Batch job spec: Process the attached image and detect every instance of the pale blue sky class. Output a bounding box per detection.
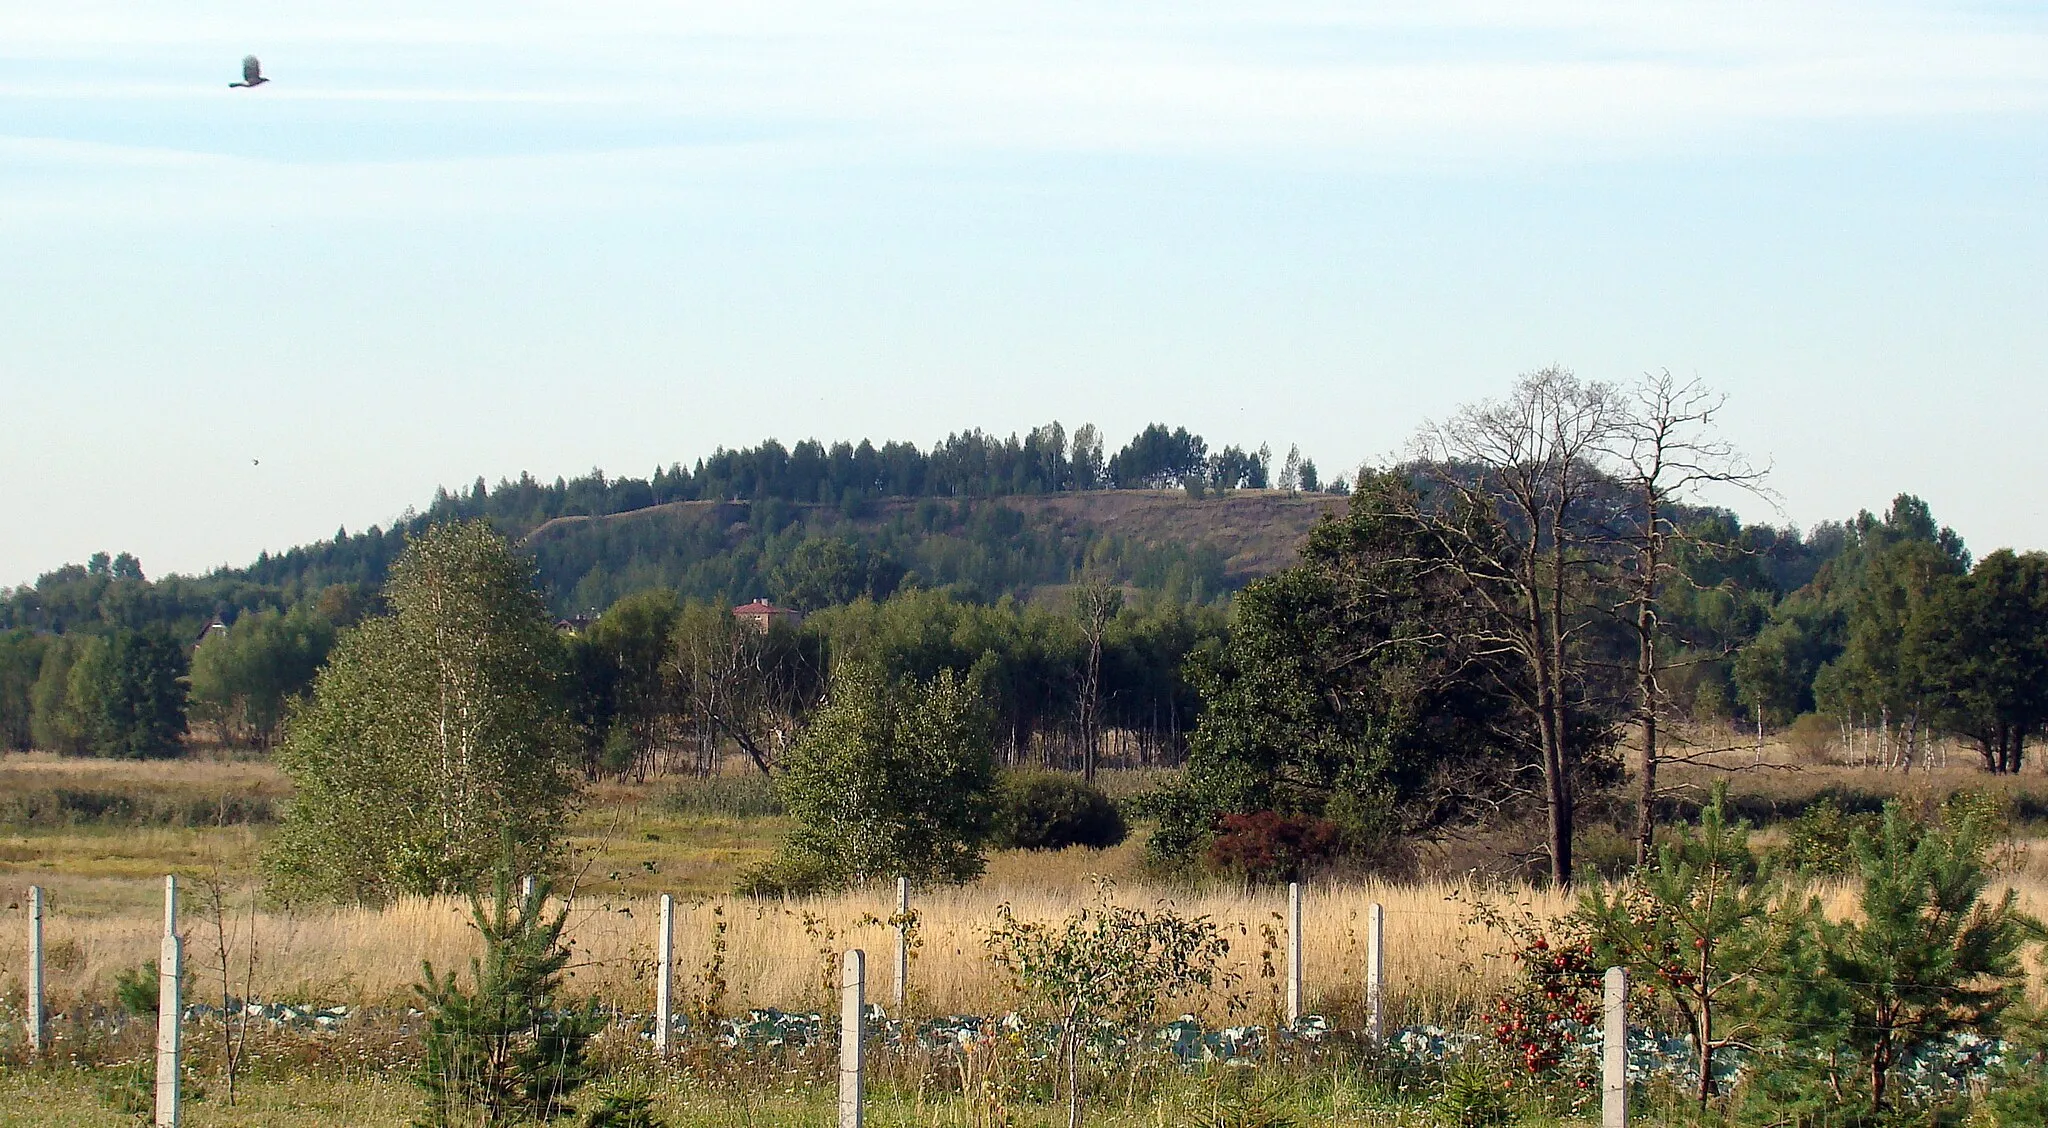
[4,1,2046,587]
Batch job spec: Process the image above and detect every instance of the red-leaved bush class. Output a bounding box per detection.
[1204,810,1342,883]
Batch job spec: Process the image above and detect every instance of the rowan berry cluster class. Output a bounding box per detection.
[1481,934,1603,1075]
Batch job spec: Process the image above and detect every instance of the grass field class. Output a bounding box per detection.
[6,741,2048,1125]
[9,743,2048,1020]
[0,1063,1594,1127]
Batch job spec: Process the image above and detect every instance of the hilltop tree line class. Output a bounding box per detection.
[0,422,1334,634]
[434,421,1320,528]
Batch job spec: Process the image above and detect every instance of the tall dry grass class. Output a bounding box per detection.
[4,875,1564,1028]
[16,871,2048,1028]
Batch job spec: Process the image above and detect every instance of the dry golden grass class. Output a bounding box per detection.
[13,745,2048,1035]
[0,752,290,796]
[3,876,1561,1029]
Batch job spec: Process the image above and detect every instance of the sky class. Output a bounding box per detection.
[4,1,2046,588]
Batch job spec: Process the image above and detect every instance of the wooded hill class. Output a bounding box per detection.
[1,488,1346,640]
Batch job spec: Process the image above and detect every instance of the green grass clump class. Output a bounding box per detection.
[660,774,784,819]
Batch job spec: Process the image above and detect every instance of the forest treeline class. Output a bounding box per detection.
[3,384,2045,828]
[0,421,1333,635]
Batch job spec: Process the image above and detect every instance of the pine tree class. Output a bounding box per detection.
[1576,784,1798,1109]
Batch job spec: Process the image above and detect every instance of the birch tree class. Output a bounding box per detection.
[269,521,576,903]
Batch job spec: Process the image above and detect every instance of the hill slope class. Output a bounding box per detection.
[1,488,1351,639]
[519,489,1349,613]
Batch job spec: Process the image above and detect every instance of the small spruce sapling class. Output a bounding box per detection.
[412,869,605,1127]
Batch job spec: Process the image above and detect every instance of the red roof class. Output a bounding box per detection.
[732,598,797,616]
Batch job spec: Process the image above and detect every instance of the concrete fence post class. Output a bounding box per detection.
[654,893,674,1057]
[893,877,909,1010]
[26,885,44,1055]
[1286,881,1303,1027]
[1603,966,1628,1128]
[839,949,865,1128]
[1365,901,1385,1042]
[156,875,181,1127]
[520,875,536,902]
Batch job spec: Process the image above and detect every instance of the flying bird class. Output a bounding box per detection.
[228,56,269,88]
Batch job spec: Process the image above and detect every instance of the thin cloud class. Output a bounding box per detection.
[6,1,2045,146]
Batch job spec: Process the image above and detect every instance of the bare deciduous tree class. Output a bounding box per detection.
[1606,371,1771,865]
[669,606,822,776]
[1401,366,1625,885]
[1072,579,1123,784]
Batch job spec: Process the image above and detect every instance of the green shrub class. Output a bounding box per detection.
[994,774,1127,851]
[114,959,159,1017]
[582,1083,668,1128]
[1436,1062,1515,1127]
[1777,796,1877,875]
[733,850,842,898]
[1198,1089,1299,1128]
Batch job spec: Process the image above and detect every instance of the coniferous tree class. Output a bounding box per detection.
[1575,785,1798,1110]
[1762,799,2043,1115]
[413,869,604,1127]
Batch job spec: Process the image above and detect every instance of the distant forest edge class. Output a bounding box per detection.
[0,404,2011,781]
[3,422,1344,632]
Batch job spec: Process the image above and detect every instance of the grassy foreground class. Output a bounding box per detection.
[11,747,2048,1123]
[0,1062,1597,1128]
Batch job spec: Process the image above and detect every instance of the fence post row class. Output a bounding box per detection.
[156,875,181,1128]
[893,877,909,1010]
[1285,881,1303,1027]
[654,893,674,1057]
[1603,966,1628,1128]
[839,949,865,1128]
[26,885,44,1056]
[1365,901,1384,1042]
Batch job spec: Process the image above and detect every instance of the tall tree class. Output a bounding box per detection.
[1071,578,1123,784]
[268,521,577,903]
[1150,472,1543,869]
[566,588,682,778]
[1912,550,2048,773]
[188,606,337,751]
[1398,367,1627,884]
[668,602,823,776]
[1813,538,1965,768]
[1607,372,1770,865]
[0,630,46,751]
[1069,425,1105,490]
[65,630,189,758]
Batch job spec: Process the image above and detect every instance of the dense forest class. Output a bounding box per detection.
[3,395,2043,811]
